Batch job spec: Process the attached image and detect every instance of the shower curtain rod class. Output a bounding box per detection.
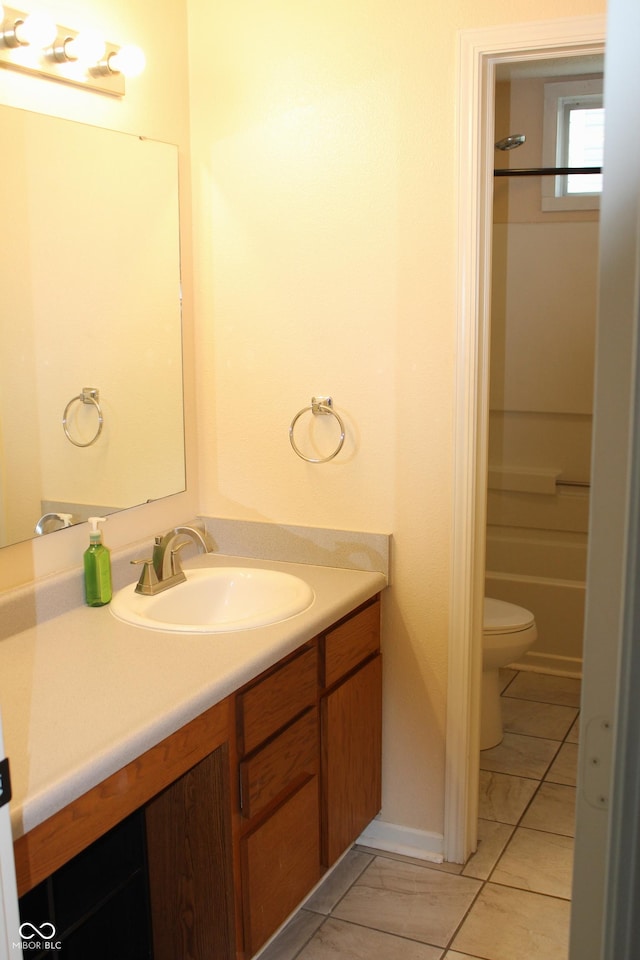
[494,166,602,177]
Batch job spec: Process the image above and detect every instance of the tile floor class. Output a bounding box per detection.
[259,669,581,960]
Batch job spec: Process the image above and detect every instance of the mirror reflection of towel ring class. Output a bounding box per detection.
[62,387,104,447]
[289,396,345,463]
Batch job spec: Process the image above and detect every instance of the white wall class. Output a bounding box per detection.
[187,0,605,846]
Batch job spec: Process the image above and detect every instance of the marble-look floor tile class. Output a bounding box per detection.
[462,819,514,880]
[505,672,581,708]
[566,717,580,743]
[478,770,539,824]
[355,845,463,875]
[491,827,574,899]
[297,918,445,960]
[480,732,560,779]
[305,849,373,915]
[332,856,481,946]
[546,742,579,786]
[259,908,325,960]
[499,667,517,692]
[521,782,576,837]
[444,954,485,960]
[502,697,578,741]
[451,883,570,960]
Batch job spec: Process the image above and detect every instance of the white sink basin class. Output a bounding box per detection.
[110,566,315,633]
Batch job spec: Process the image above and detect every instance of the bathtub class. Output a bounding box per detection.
[485,481,588,678]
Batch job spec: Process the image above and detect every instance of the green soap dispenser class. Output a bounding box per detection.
[84,516,112,607]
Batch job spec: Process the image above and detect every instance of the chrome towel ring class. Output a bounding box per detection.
[62,387,104,447]
[289,396,345,463]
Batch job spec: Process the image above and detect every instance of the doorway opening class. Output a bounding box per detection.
[486,52,603,685]
[445,16,606,866]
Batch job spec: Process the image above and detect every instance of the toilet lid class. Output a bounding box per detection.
[484,597,535,635]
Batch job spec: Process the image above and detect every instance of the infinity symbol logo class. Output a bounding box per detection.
[19,921,57,940]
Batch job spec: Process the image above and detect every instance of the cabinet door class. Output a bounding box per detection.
[321,654,382,866]
[240,777,320,956]
[146,746,235,960]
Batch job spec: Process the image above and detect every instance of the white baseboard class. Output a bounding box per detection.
[357,818,444,864]
[509,650,583,679]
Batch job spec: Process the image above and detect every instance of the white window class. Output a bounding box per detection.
[542,79,604,211]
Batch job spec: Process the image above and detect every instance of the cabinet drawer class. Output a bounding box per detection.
[322,599,380,690]
[241,777,320,956]
[237,645,317,755]
[240,707,318,820]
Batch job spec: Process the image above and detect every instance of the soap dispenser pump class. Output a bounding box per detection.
[84,516,112,607]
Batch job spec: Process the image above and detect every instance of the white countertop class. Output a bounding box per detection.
[0,554,386,840]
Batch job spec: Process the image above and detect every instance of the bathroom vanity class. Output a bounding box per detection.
[1,554,385,959]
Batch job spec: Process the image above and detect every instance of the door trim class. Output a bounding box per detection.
[0,709,21,959]
[446,14,606,864]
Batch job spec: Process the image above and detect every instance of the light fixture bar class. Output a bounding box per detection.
[0,7,133,96]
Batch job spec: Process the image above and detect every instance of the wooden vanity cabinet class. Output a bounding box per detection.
[231,596,382,958]
[234,644,321,958]
[13,594,382,960]
[319,598,382,867]
[14,699,236,960]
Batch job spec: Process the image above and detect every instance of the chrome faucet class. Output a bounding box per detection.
[133,524,213,595]
[34,512,74,535]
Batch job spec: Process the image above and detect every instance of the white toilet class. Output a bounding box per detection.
[481,597,537,751]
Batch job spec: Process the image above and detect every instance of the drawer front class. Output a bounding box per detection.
[241,777,320,956]
[240,707,318,820]
[237,645,317,755]
[322,599,380,690]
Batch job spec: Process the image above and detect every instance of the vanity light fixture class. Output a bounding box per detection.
[93,43,146,80]
[0,5,145,96]
[3,8,56,48]
[54,28,106,67]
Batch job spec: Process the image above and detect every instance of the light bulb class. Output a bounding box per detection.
[108,44,145,78]
[65,29,105,64]
[14,11,57,48]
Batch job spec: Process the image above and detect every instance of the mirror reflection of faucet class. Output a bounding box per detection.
[34,512,74,535]
[132,524,214,596]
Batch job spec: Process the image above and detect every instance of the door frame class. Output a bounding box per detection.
[0,708,21,959]
[445,14,606,864]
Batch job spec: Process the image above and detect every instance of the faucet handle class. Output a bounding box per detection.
[131,557,160,596]
[170,538,197,576]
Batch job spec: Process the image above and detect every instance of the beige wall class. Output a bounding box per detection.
[0,0,198,586]
[0,0,606,850]
[187,0,605,842]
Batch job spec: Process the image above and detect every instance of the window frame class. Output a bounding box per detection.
[542,78,604,211]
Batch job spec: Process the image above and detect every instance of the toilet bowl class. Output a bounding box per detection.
[481,597,537,751]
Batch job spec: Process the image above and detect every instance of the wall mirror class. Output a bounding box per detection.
[0,105,185,549]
